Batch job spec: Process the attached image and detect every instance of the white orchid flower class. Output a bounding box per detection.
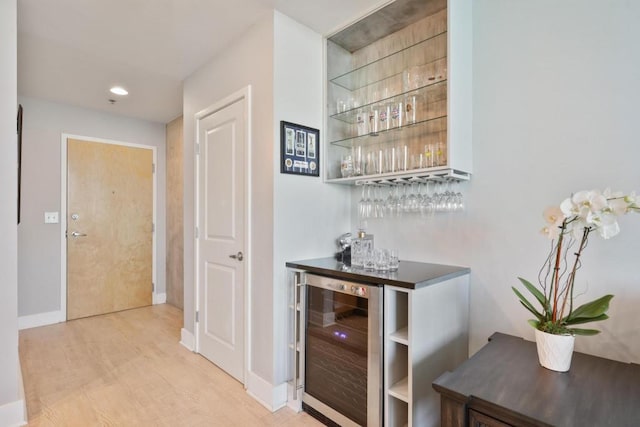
[561,191,592,220]
[609,197,628,216]
[541,225,561,240]
[586,210,601,226]
[572,190,607,213]
[597,214,621,239]
[589,190,608,212]
[560,197,577,217]
[543,206,565,226]
[547,189,636,240]
[572,191,588,201]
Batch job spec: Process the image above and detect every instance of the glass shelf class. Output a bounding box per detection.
[328,115,447,149]
[330,31,447,91]
[329,80,447,125]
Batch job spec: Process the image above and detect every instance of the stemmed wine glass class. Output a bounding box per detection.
[420,181,434,216]
[374,185,385,219]
[358,184,369,219]
[455,185,465,211]
[385,185,397,218]
[444,180,455,212]
[397,183,407,217]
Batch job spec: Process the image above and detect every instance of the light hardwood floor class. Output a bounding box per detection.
[19,304,321,426]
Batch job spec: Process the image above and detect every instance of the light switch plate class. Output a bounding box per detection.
[44,212,59,224]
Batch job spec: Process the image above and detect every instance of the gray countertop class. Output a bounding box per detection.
[285,257,470,290]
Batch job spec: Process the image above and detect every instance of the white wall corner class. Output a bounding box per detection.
[18,310,64,330]
[0,363,27,427]
[180,328,195,351]
[152,293,167,305]
[246,371,288,412]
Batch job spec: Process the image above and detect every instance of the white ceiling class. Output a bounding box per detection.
[17,0,387,124]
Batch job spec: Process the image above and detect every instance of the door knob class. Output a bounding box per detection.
[70,231,87,237]
[229,251,244,261]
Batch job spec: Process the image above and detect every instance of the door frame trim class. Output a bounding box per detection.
[60,134,158,320]
[194,85,252,386]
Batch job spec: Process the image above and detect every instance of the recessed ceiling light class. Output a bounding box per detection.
[110,86,128,96]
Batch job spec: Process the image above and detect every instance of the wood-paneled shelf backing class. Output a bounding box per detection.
[329,31,447,92]
[325,0,472,183]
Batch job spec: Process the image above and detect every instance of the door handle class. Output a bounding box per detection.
[70,231,87,237]
[229,251,244,261]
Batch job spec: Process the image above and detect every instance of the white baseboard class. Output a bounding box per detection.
[246,371,287,412]
[18,360,27,426]
[286,383,302,412]
[18,310,64,330]
[0,363,27,426]
[0,399,26,427]
[180,328,195,351]
[152,292,167,305]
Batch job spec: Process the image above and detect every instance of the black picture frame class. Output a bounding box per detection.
[17,104,23,224]
[280,121,319,177]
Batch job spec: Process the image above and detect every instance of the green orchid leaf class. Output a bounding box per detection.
[564,313,609,326]
[527,319,540,329]
[568,328,601,336]
[517,277,548,311]
[519,301,543,321]
[512,286,543,320]
[567,295,614,321]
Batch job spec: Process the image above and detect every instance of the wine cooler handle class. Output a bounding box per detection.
[293,271,300,400]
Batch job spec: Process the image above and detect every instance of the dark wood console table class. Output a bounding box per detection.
[433,333,640,426]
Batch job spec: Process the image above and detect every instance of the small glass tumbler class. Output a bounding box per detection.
[369,108,380,135]
[389,249,399,271]
[340,154,354,178]
[390,101,403,128]
[405,95,417,124]
[379,104,391,132]
[336,99,348,114]
[364,249,376,270]
[374,248,390,272]
[353,145,363,176]
[356,110,368,136]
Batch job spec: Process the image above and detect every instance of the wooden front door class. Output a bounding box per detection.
[67,138,153,320]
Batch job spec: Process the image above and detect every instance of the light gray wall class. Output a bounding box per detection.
[183,11,350,393]
[358,0,640,362]
[272,11,351,384]
[0,0,20,412]
[17,96,166,318]
[183,12,276,382]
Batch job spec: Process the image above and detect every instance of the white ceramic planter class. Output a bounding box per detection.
[534,329,575,372]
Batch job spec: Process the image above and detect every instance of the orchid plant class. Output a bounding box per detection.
[513,189,639,336]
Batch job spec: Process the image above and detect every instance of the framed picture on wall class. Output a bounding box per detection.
[280,121,319,177]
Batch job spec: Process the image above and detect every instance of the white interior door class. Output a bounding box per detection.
[197,97,246,383]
